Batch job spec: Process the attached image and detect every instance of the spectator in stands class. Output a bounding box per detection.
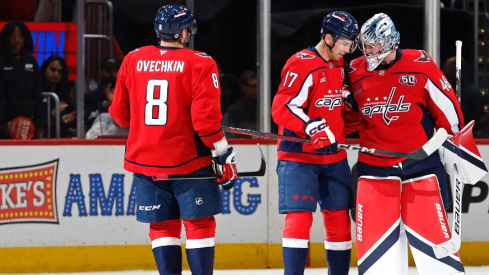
[222,70,258,137]
[86,76,128,139]
[0,21,46,139]
[84,57,121,128]
[40,55,77,138]
[215,63,241,114]
[442,56,488,136]
[34,0,76,22]
[34,0,62,22]
[220,72,241,115]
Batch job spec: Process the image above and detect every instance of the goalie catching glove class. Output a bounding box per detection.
[212,147,238,190]
[438,121,488,185]
[305,117,338,154]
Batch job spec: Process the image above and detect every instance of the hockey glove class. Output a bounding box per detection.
[438,122,488,185]
[212,147,238,190]
[304,117,338,154]
[341,86,358,112]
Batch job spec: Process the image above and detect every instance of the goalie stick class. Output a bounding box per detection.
[223,126,448,160]
[432,40,464,259]
[152,144,266,181]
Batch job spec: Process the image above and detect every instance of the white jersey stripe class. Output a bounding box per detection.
[287,73,313,122]
[425,79,460,134]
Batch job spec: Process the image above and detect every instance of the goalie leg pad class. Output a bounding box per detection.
[282,212,312,275]
[323,210,352,275]
[149,219,183,275]
[356,176,406,275]
[183,216,216,275]
[401,175,464,274]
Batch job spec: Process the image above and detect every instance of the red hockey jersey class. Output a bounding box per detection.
[272,47,347,164]
[348,49,464,167]
[109,45,224,176]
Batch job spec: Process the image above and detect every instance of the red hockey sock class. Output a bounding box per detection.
[183,216,216,240]
[149,219,182,241]
[322,210,351,242]
[283,212,313,240]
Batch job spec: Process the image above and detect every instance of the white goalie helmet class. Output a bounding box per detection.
[356,13,400,71]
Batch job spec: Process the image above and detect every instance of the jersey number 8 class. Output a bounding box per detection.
[145,79,168,126]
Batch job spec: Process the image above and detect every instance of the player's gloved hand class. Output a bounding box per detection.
[341,85,358,112]
[438,134,473,184]
[212,147,238,190]
[304,117,338,154]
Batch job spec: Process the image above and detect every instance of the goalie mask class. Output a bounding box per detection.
[357,13,400,71]
[154,4,197,42]
[321,11,359,52]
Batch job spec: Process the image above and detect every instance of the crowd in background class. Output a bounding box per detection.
[0,0,488,139]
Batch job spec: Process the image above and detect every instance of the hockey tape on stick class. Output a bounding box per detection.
[455,40,462,104]
[223,126,448,160]
[152,144,266,181]
[432,169,463,259]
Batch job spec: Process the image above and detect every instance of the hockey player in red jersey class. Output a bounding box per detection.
[271,11,359,275]
[347,13,465,274]
[109,5,237,275]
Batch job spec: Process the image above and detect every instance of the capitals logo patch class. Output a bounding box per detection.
[194,52,211,58]
[414,50,431,63]
[297,52,315,59]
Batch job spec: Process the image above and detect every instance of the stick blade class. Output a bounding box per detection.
[433,238,461,259]
[152,144,266,181]
[423,128,448,155]
[236,144,266,177]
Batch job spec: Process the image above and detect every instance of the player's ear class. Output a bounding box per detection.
[323,33,333,45]
[181,29,190,43]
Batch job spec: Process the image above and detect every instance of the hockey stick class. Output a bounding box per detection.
[152,144,266,181]
[433,40,464,259]
[223,126,448,160]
